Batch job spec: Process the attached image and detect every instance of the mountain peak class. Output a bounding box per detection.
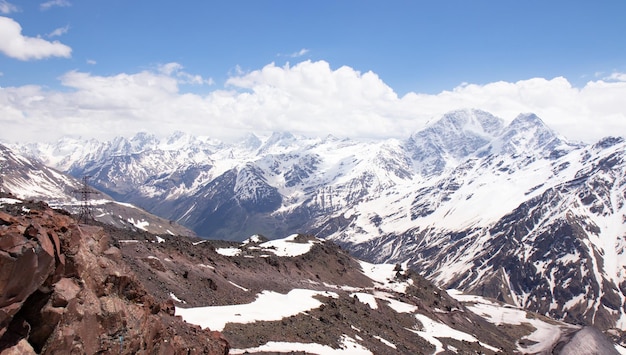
[593,136,625,150]
[490,112,569,157]
[508,112,547,130]
[257,131,298,154]
[266,131,295,143]
[165,131,196,147]
[438,109,505,137]
[130,132,159,152]
[406,109,505,175]
[238,133,262,150]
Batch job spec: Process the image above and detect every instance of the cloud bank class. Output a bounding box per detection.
[0,16,71,60]
[1,60,625,143]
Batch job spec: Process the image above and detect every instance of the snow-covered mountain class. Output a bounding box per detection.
[10,109,626,332]
[0,143,194,236]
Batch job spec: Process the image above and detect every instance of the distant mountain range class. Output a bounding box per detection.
[0,143,194,237]
[5,108,626,333]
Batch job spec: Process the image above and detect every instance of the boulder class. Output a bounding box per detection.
[0,202,229,354]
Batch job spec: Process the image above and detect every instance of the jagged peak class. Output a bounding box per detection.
[592,136,625,150]
[130,131,159,152]
[500,113,559,143]
[256,131,300,155]
[322,133,340,143]
[508,112,549,130]
[265,131,296,144]
[237,133,262,150]
[435,109,505,136]
[406,109,505,174]
[482,112,575,159]
[108,136,132,154]
[165,130,196,146]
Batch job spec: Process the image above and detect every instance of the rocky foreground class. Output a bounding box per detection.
[0,194,228,354]
[1,193,623,354]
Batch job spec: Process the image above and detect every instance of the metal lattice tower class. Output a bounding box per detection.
[0,162,4,194]
[73,175,100,224]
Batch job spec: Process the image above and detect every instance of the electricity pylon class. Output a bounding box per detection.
[73,175,100,224]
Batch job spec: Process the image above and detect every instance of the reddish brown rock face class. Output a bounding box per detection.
[0,198,229,355]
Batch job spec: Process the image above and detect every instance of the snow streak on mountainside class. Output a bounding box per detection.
[10,109,626,332]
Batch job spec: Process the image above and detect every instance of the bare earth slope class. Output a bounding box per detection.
[0,193,228,354]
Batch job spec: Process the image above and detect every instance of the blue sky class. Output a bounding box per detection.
[1,0,626,142]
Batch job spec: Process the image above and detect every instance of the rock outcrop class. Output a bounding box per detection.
[0,195,228,354]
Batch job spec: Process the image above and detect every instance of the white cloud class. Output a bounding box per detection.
[0,60,625,143]
[47,24,69,37]
[289,48,309,58]
[86,59,96,65]
[157,62,214,85]
[0,16,71,60]
[604,72,626,82]
[0,0,18,14]
[40,0,70,10]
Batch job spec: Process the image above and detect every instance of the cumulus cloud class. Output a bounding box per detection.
[40,0,70,10]
[0,60,625,143]
[0,0,18,14]
[0,16,71,60]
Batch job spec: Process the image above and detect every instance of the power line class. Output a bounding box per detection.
[73,175,100,224]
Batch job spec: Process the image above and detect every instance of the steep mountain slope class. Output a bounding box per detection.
[0,143,194,236]
[406,109,505,176]
[10,109,626,334]
[328,136,626,331]
[0,196,228,354]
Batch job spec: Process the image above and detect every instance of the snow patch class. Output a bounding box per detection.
[169,292,185,304]
[359,261,412,293]
[216,247,241,257]
[228,281,249,292]
[230,335,372,355]
[176,289,338,331]
[258,234,319,257]
[351,293,378,309]
[411,314,499,353]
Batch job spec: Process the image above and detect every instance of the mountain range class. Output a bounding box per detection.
[4,108,626,335]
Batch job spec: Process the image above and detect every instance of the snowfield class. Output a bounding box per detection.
[175,289,338,332]
[229,335,373,355]
[215,234,321,257]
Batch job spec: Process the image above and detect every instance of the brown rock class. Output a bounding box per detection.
[1,203,230,355]
[103,246,121,260]
[0,212,17,226]
[23,225,38,240]
[51,278,81,308]
[0,246,55,321]
[0,234,26,253]
[0,338,36,355]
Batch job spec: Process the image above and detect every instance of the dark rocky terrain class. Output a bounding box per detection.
[0,193,228,354]
[2,193,622,354]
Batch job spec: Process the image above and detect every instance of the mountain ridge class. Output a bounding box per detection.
[5,108,626,334]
